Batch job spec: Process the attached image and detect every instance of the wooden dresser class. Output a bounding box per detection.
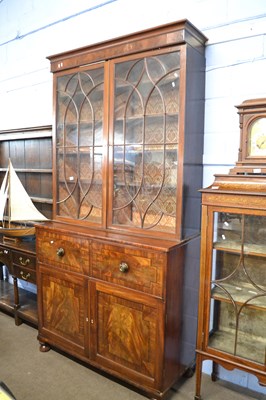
[0,125,52,326]
[0,238,37,326]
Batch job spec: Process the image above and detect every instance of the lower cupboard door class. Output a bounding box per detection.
[88,280,164,389]
[38,268,87,356]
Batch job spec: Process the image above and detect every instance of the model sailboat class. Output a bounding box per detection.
[0,159,47,238]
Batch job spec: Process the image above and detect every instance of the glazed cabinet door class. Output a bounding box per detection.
[38,264,87,357]
[55,63,106,225]
[205,210,266,372]
[89,280,164,390]
[109,48,180,238]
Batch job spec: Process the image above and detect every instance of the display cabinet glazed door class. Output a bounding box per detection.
[89,280,164,389]
[55,63,106,225]
[38,266,87,356]
[206,210,266,368]
[109,49,180,238]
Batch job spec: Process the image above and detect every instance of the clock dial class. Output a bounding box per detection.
[248,117,266,156]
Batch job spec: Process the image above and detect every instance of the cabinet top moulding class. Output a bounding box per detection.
[47,19,208,73]
[200,173,266,210]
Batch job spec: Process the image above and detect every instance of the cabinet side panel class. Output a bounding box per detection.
[182,44,205,239]
[180,236,201,367]
[163,244,186,387]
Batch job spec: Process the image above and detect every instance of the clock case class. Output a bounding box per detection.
[232,98,266,174]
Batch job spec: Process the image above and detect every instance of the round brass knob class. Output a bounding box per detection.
[56,247,65,257]
[119,262,129,273]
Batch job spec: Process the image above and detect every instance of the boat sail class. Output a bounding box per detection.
[0,159,47,238]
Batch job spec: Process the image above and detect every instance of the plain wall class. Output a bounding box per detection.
[1,0,266,395]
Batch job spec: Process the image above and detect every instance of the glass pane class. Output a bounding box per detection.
[112,51,180,233]
[56,67,104,223]
[208,212,266,365]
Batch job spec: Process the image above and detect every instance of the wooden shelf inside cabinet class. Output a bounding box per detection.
[214,241,266,256]
[56,147,93,154]
[212,284,266,310]
[114,113,179,123]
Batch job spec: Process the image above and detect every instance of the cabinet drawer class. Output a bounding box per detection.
[13,264,36,284]
[12,251,36,271]
[91,242,165,297]
[37,231,90,274]
[0,245,11,267]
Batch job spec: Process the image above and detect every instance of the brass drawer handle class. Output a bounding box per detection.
[119,262,129,273]
[20,271,31,280]
[57,247,65,257]
[19,257,30,266]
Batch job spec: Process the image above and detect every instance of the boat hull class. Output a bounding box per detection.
[0,226,35,238]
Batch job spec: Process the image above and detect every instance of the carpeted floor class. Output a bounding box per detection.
[0,312,264,400]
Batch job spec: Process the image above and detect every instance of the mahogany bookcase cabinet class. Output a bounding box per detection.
[36,20,207,399]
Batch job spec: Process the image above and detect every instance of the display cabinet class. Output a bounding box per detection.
[36,20,207,399]
[195,174,266,399]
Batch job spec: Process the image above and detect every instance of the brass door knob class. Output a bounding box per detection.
[119,262,129,273]
[56,247,65,257]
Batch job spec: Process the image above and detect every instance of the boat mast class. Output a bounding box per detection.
[8,158,11,228]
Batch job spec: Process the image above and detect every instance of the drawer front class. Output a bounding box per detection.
[91,242,165,297]
[12,251,36,271]
[13,264,36,284]
[0,245,12,267]
[37,231,89,274]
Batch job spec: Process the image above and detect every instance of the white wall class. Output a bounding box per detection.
[1,0,266,395]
